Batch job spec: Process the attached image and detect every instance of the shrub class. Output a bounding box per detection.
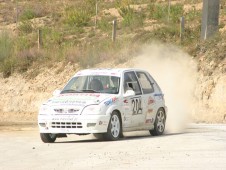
[64,7,91,27]
[98,17,112,32]
[0,32,14,77]
[65,47,81,63]
[1,58,15,78]
[119,6,145,28]
[132,26,179,44]
[186,8,201,22]
[170,4,184,23]
[15,37,28,51]
[148,3,168,21]
[20,8,36,21]
[41,27,63,48]
[16,48,42,72]
[183,25,201,45]
[148,3,183,23]
[0,32,13,62]
[18,21,33,34]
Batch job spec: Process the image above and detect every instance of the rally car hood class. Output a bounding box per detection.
[45,93,115,108]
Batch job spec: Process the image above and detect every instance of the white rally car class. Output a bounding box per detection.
[38,68,167,143]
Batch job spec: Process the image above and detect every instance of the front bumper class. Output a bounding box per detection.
[38,114,110,134]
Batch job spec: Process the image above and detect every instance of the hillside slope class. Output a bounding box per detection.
[0,0,226,123]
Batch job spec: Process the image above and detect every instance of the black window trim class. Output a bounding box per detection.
[123,71,142,95]
[135,71,155,94]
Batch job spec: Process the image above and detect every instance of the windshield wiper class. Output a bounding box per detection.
[80,89,100,93]
[60,89,82,94]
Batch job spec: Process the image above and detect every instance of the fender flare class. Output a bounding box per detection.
[106,105,122,116]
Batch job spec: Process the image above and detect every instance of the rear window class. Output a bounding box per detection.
[136,72,154,94]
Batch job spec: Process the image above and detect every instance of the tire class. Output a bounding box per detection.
[150,108,166,136]
[103,111,122,141]
[40,133,57,143]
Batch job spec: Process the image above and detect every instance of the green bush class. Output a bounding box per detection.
[20,8,36,21]
[44,28,62,47]
[119,6,145,28]
[1,58,15,78]
[18,21,33,34]
[119,6,134,26]
[0,32,13,62]
[16,48,42,72]
[148,3,168,21]
[186,8,201,22]
[64,7,91,27]
[148,3,183,23]
[170,4,184,23]
[98,17,112,32]
[0,32,14,77]
[132,25,179,43]
[183,25,201,45]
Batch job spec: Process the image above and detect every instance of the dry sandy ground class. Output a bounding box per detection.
[0,124,225,170]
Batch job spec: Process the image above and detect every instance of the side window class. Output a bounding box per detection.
[136,72,154,94]
[124,72,142,95]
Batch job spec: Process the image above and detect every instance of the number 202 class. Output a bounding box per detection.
[132,98,142,115]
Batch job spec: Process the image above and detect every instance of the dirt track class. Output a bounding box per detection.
[0,124,226,170]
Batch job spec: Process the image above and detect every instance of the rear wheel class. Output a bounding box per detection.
[103,111,122,141]
[150,108,166,136]
[40,133,57,143]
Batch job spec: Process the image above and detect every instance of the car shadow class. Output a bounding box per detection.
[55,139,102,143]
[54,131,190,144]
[121,131,190,141]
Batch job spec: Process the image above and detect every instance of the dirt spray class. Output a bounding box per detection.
[134,43,198,133]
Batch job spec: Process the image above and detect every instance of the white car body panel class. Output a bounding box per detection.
[38,68,167,135]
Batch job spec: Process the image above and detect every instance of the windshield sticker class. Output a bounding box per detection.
[75,70,120,77]
[60,93,101,98]
[104,97,118,106]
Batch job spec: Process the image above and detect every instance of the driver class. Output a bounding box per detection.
[89,79,103,91]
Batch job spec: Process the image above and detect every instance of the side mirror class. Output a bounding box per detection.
[53,89,61,96]
[124,90,135,97]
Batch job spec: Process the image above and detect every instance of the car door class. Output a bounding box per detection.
[135,71,156,126]
[122,71,145,128]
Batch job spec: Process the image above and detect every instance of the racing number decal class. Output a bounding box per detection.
[132,97,142,115]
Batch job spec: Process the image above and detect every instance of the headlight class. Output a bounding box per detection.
[82,105,103,115]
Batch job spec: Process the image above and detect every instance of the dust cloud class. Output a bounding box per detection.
[134,43,198,133]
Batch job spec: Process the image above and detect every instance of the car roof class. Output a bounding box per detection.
[73,68,147,77]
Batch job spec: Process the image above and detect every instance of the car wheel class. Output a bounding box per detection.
[103,111,122,141]
[40,133,57,143]
[150,108,166,136]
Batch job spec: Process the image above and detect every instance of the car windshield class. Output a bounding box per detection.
[61,75,120,94]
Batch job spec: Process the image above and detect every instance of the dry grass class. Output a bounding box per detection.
[0,0,225,78]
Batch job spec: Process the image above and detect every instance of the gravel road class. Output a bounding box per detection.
[0,124,225,170]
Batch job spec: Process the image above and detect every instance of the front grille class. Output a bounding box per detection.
[54,109,79,114]
[51,122,82,128]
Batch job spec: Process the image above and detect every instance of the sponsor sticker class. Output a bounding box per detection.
[145,118,154,124]
[148,97,155,105]
[148,109,153,113]
[104,97,118,106]
[51,116,77,121]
